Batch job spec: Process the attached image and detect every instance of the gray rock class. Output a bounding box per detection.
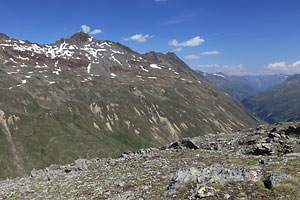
[181,138,200,150]
[168,163,259,199]
[252,143,273,155]
[264,174,293,188]
[268,132,281,139]
[74,159,91,170]
[168,141,181,149]
[168,167,200,189]
[224,193,231,199]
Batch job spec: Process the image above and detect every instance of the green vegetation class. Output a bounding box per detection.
[0,69,259,179]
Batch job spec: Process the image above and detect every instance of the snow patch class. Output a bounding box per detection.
[213,73,225,78]
[150,64,162,69]
[140,65,149,72]
[87,63,91,74]
[110,73,116,77]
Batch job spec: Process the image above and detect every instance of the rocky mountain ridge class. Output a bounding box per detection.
[0,32,203,83]
[0,122,299,199]
[0,32,259,179]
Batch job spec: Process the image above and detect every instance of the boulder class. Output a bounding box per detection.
[263,174,292,188]
[181,138,200,150]
[252,143,273,155]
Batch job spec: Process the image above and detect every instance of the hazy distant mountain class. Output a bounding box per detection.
[243,74,290,91]
[242,74,300,123]
[0,32,259,178]
[199,72,289,101]
[199,72,260,101]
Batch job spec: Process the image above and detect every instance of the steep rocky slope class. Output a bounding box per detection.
[243,74,300,123]
[0,122,299,199]
[0,32,259,179]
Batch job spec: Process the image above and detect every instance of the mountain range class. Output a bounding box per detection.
[199,72,289,101]
[0,32,259,179]
[242,74,300,123]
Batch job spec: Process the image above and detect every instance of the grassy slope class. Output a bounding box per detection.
[0,73,259,179]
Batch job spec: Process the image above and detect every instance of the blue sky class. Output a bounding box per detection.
[1,0,300,75]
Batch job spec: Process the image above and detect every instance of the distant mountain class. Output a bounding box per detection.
[242,74,300,123]
[199,72,289,101]
[0,32,259,179]
[243,74,290,91]
[199,72,260,101]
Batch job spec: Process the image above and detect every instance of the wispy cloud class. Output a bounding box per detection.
[202,50,219,55]
[168,36,204,47]
[81,25,102,35]
[124,34,154,42]
[185,54,200,59]
[90,29,102,35]
[265,60,300,74]
[154,0,167,2]
[81,25,90,33]
[173,47,183,52]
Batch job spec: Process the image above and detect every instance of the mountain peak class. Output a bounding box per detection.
[70,32,92,42]
[0,33,10,40]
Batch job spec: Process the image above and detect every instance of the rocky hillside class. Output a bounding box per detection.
[243,74,300,123]
[0,122,299,199]
[0,32,259,179]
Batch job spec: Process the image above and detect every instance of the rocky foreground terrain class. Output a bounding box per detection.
[0,122,299,199]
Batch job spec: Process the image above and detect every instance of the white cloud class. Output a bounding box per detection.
[81,25,91,33]
[155,0,167,1]
[196,64,220,68]
[81,25,102,35]
[291,60,300,68]
[185,54,200,59]
[266,62,287,71]
[173,47,183,52]
[124,34,153,42]
[202,50,219,55]
[90,29,102,35]
[265,60,300,74]
[168,36,204,47]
